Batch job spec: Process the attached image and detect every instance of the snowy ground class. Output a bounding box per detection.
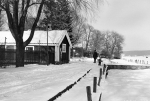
[0,58,101,101]
[102,69,150,101]
[0,58,150,101]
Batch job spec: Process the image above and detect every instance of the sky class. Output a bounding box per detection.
[90,0,150,51]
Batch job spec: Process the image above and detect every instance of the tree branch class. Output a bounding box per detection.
[0,5,6,10]
[28,2,41,7]
[24,0,45,47]
[13,0,19,36]
[19,0,30,38]
[21,0,25,13]
[5,0,17,41]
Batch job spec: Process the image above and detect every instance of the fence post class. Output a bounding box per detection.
[103,64,106,75]
[98,77,101,86]
[99,93,102,101]
[93,77,97,93]
[86,86,92,101]
[98,68,102,86]
[100,68,102,78]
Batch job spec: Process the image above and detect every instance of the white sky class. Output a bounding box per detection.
[90,0,150,51]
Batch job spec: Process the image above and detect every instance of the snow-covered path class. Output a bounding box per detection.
[0,58,99,101]
[1,58,150,101]
[55,61,102,101]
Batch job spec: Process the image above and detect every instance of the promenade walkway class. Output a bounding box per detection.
[0,58,150,101]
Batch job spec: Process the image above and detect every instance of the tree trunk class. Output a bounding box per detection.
[16,42,25,67]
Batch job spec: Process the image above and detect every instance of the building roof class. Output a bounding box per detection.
[0,30,72,47]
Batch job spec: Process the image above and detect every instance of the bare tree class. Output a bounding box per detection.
[0,0,45,67]
[90,30,105,52]
[0,0,4,30]
[103,31,124,58]
[80,24,94,51]
[112,32,124,58]
[71,17,86,45]
[69,0,101,47]
[86,25,94,51]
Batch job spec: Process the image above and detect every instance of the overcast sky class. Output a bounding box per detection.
[90,0,150,51]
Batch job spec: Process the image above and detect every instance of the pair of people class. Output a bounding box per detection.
[93,50,102,65]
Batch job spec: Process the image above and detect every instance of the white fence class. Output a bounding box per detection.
[122,56,150,65]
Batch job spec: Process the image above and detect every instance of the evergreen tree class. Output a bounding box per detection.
[39,0,82,45]
[39,0,72,31]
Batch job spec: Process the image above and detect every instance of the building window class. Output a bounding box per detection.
[62,44,66,53]
[26,46,34,51]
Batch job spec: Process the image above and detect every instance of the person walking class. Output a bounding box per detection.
[93,50,98,63]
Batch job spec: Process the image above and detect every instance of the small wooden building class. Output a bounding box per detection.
[0,30,72,64]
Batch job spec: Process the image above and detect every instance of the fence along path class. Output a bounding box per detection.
[122,56,150,65]
[0,49,50,67]
[54,60,109,101]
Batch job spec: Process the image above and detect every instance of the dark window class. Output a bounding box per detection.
[26,47,33,51]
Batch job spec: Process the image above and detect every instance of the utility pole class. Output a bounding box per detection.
[39,40,41,63]
[47,24,49,66]
[5,37,7,49]
[47,23,51,66]
[46,13,51,66]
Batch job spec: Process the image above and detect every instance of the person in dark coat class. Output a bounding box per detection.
[93,50,98,63]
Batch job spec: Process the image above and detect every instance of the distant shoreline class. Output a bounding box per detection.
[123,50,150,56]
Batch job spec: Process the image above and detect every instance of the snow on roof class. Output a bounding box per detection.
[0,30,72,46]
[23,30,67,44]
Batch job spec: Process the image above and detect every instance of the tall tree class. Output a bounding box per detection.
[39,0,89,45]
[71,17,86,45]
[0,0,4,30]
[112,32,124,58]
[39,0,100,45]
[39,0,81,45]
[39,0,72,31]
[102,31,124,58]
[81,24,94,51]
[89,30,124,58]
[86,25,93,51]
[0,0,45,67]
[90,30,105,52]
